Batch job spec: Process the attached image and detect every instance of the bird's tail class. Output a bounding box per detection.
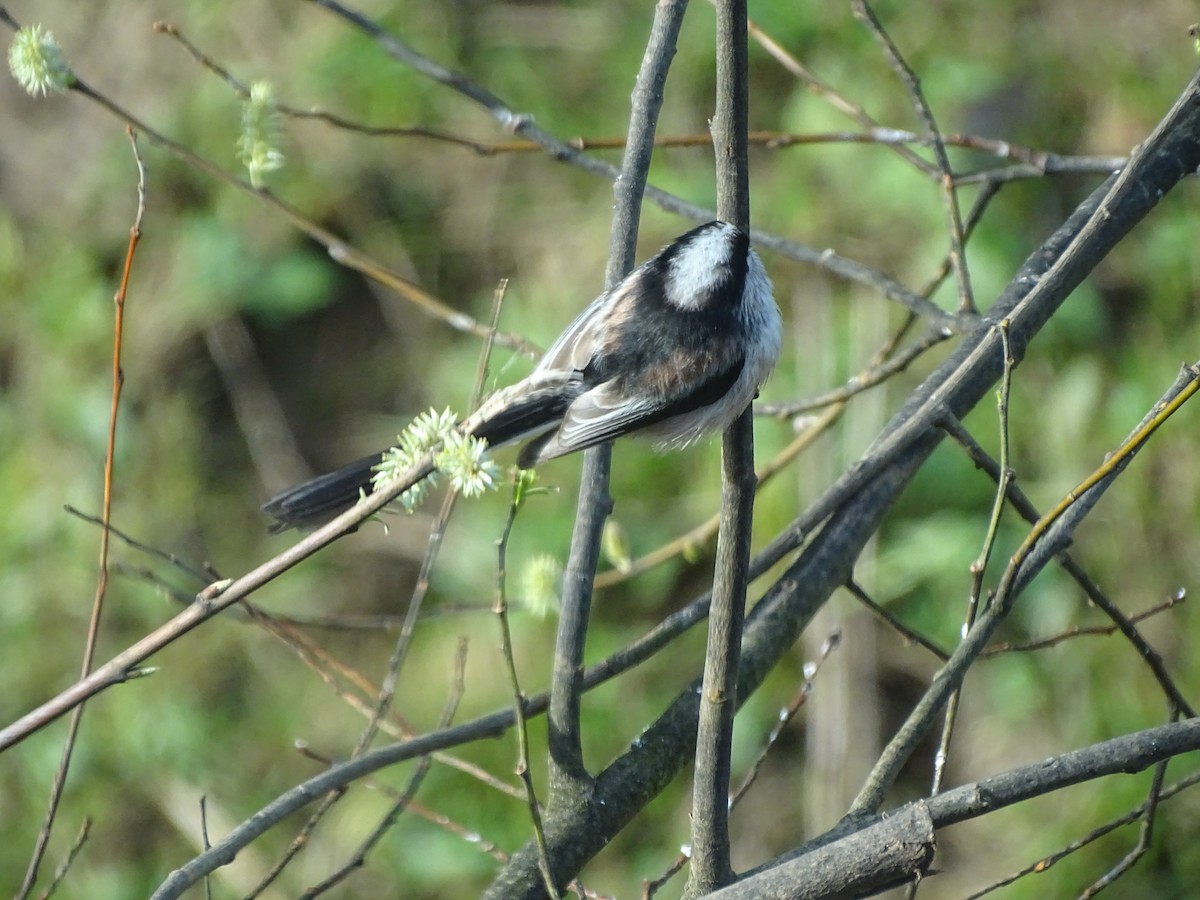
[262,372,579,532]
[260,454,380,533]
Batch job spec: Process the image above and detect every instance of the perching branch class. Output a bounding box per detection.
[685,0,753,894]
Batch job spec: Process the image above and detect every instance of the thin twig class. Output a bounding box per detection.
[844,580,950,661]
[32,818,90,900]
[851,360,1200,815]
[198,797,213,900]
[984,592,1186,654]
[964,768,1200,899]
[18,129,145,900]
[939,416,1195,716]
[644,848,692,899]
[911,179,1003,300]
[759,324,953,418]
[1076,756,1168,899]
[729,630,841,811]
[292,746,512,858]
[299,639,469,898]
[63,506,212,583]
[930,323,1015,803]
[495,475,558,899]
[853,0,976,313]
[154,20,496,152]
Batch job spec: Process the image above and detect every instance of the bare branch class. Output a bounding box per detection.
[686,0,754,890]
[544,0,689,814]
[853,0,976,313]
[853,360,1200,815]
[724,718,1200,899]
[966,768,1200,898]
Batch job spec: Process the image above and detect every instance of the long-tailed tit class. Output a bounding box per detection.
[263,220,781,531]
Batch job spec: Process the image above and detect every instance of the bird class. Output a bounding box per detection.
[262,220,781,531]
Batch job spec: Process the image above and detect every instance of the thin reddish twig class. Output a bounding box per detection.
[18,127,146,900]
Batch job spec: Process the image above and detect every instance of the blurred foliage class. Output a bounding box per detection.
[2,1,1199,897]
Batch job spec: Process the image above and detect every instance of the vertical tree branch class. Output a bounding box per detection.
[711,0,750,226]
[685,0,752,895]
[545,450,611,793]
[544,0,692,811]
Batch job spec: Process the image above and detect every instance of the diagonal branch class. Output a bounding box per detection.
[712,717,1200,899]
[851,361,1200,815]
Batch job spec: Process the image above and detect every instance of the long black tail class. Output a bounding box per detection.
[261,384,576,532]
[261,454,381,533]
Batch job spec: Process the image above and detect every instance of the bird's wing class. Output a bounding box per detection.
[464,368,583,449]
[532,270,648,375]
[464,277,632,450]
[520,352,745,467]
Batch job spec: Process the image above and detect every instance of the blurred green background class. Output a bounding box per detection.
[3,1,1199,897]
